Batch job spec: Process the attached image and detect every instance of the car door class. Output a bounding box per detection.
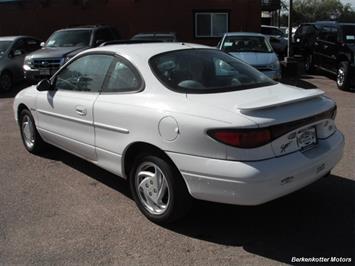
[316,26,338,70]
[36,53,113,160]
[93,56,143,176]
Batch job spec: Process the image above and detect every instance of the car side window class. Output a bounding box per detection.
[104,58,141,92]
[319,26,338,43]
[94,28,116,46]
[55,54,113,92]
[25,38,41,53]
[12,39,26,55]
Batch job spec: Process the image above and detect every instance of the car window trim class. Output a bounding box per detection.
[50,51,116,93]
[101,54,145,94]
[148,48,276,94]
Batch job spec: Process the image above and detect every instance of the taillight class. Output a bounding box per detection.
[208,129,272,148]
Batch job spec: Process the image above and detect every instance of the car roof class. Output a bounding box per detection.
[0,36,35,41]
[133,32,176,37]
[224,32,265,37]
[87,42,210,63]
[56,25,111,32]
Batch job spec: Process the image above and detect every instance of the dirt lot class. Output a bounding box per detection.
[0,75,354,265]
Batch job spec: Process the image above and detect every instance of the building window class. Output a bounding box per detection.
[195,12,229,38]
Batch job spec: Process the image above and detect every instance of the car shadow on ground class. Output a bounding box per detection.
[167,174,355,263]
[39,146,354,264]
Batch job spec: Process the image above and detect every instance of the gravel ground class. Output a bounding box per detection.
[0,75,354,265]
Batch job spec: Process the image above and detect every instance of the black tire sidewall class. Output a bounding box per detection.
[337,62,350,91]
[0,72,12,92]
[129,154,188,224]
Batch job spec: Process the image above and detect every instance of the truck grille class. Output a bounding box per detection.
[33,58,62,69]
[254,65,273,71]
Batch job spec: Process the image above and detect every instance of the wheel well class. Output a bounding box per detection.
[337,55,349,64]
[17,104,29,123]
[1,69,12,79]
[123,142,179,179]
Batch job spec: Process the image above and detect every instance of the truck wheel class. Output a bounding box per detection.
[337,62,350,91]
[0,71,12,92]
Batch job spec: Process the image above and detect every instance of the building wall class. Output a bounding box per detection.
[0,0,261,45]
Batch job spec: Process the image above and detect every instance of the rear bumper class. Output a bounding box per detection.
[168,130,344,206]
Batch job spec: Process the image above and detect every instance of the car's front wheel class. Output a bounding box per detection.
[0,71,13,92]
[19,109,46,154]
[129,154,192,224]
[337,61,351,91]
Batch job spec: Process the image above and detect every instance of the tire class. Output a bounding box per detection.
[304,54,314,74]
[336,61,350,91]
[19,109,46,154]
[129,154,192,224]
[0,71,13,92]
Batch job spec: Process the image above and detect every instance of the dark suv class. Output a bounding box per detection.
[24,25,119,82]
[294,21,355,91]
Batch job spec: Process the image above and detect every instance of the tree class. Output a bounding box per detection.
[280,0,355,26]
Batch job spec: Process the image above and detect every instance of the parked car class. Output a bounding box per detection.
[23,25,119,82]
[218,32,281,80]
[293,22,319,58]
[131,32,177,42]
[294,21,355,91]
[14,43,344,224]
[0,36,41,91]
[261,25,288,58]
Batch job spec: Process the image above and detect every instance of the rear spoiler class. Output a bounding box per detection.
[236,89,325,111]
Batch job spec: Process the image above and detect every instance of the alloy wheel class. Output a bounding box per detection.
[135,161,170,215]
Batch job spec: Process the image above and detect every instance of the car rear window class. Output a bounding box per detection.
[149,49,276,94]
[342,25,355,43]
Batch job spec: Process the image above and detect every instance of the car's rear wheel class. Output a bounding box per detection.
[337,61,350,91]
[129,154,191,224]
[19,109,46,154]
[0,71,13,92]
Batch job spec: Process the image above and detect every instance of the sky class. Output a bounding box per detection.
[341,0,355,8]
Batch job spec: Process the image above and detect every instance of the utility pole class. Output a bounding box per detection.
[287,0,293,58]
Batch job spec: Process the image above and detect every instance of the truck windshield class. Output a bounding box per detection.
[0,41,11,55]
[149,49,276,94]
[342,25,355,43]
[46,30,91,47]
[222,36,273,53]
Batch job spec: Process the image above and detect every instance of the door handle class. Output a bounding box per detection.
[75,106,87,116]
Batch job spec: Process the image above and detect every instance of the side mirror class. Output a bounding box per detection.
[36,79,52,91]
[40,42,45,48]
[13,50,23,56]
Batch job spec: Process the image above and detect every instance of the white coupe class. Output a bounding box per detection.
[14,43,344,224]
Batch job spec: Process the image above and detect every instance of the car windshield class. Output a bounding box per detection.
[221,36,273,53]
[46,30,91,47]
[342,25,355,43]
[149,49,276,94]
[0,41,12,55]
